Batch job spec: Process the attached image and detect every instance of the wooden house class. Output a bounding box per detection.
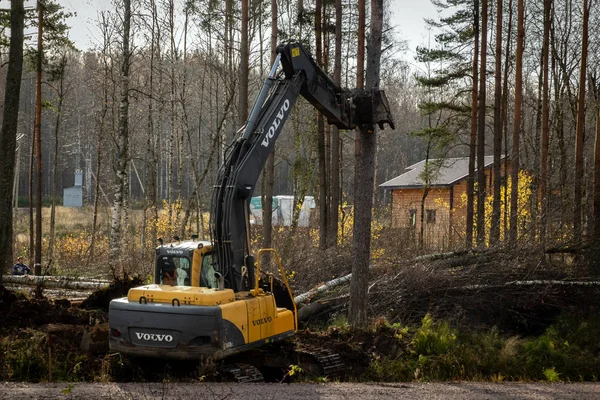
[380,156,509,250]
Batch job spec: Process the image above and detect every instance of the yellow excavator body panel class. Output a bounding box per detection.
[218,293,295,348]
[126,285,295,348]
[128,284,236,306]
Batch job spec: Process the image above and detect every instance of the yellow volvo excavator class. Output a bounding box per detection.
[108,42,394,371]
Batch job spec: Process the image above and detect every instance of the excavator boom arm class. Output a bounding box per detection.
[211,43,394,293]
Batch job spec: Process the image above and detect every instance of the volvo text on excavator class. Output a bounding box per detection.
[108,42,395,376]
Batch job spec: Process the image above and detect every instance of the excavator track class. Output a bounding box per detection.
[219,363,264,383]
[294,347,345,379]
[228,341,346,382]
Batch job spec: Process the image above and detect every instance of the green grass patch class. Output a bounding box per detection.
[0,328,98,382]
[360,314,600,382]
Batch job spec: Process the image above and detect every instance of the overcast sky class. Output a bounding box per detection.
[58,0,436,58]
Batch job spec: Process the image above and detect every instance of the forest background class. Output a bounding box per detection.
[0,0,599,308]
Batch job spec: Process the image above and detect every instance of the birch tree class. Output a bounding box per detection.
[109,0,132,278]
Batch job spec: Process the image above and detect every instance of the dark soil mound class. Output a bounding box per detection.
[0,296,105,334]
[80,276,144,311]
[0,284,18,306]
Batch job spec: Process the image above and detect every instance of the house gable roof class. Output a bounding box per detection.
[380,156,500,189]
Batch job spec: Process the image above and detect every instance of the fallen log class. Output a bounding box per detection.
[1,275,110,291]
[294,272,353,307]
[450,280,600,291]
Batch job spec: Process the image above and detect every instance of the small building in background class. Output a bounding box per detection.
[249,196,315,227]
[63,171,83,207]
[380,156,509,250]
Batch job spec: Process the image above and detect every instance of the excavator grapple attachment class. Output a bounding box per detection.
[352,89,395,130]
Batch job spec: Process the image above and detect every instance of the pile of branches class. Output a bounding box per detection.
[303,245,600,334]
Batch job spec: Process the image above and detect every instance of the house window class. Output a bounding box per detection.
[409,209,417,228]
[426,209,436,224]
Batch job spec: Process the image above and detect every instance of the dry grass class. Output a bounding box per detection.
[13,206,146,237]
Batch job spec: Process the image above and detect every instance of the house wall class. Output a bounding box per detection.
[390,161,511,250]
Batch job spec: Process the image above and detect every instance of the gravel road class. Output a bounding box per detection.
[2,382,599,400]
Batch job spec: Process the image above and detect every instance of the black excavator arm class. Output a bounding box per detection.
[211,42,394,293]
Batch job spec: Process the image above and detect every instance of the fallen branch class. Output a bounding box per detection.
[294,272,353,307]
[450,280,600,291]
[1,275,110,291]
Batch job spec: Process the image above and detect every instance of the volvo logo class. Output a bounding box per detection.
[261,99,290,148]
[135,332,174,342]
[165,250,184,255]
[252,316,273,326]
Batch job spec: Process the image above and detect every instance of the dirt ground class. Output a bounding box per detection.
[2,382,600,400]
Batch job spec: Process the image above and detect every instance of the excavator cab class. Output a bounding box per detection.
[158,256,185,286]
[154,240,213,288]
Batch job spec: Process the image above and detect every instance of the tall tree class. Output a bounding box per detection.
[0,0,25,279]
[239,0,249,127]
[327,0,342,248]
[593,73,600,241]
[47,51,71,261]
[33,1,43,275]
[490,0,503,244]
[466,0,479,248]
[262,0,277,263]
[316,0,328,249]
[539,0,552,242]
[509,0,525,244]
[573,0,589,242]
[109,0,132,278]
[501,0,513,236]
[89,11,113,265]
[349,0,384,328]
[476,0,488,247]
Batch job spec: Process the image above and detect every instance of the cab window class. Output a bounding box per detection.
[158,255,191,286]
[200,253,217,288]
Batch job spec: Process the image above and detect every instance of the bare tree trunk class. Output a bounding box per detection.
[594,89,600,241]
[239,0,249,128]
[466,0,479,249]
[143,0,158,256]
[490,0,503,244]
[89,13,112,265]
[48,56,67,261]
[167,0,176,236]
[34,4,44,275]
[509,0,525,245]
[502,0,513,237]
[0,0,24,279]
[420,187,431,251]
[349,0,383,328]
[262,0,277,262]
[109,0,131,279]
[328,0,342,248]
[29,125,34,268]
[540,0,552,243]
[573,0,589,243]
[476,0,488,247]
[315,0,328,249]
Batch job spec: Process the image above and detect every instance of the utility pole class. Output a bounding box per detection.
[33,0,43,275]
